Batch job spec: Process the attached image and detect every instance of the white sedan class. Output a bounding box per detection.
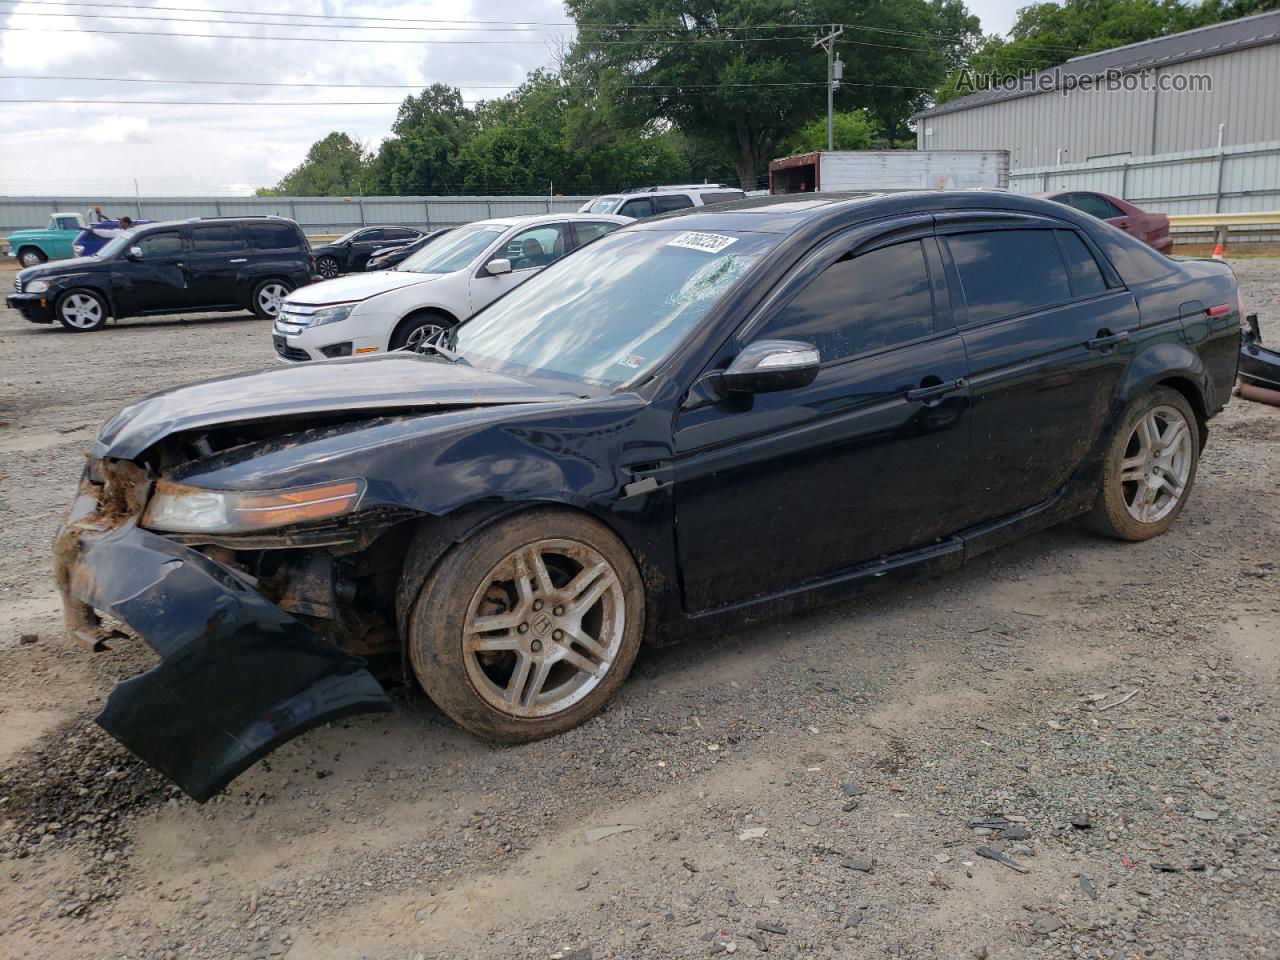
[271,213,629,361]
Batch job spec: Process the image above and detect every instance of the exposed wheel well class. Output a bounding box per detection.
[1155,375,1209,447]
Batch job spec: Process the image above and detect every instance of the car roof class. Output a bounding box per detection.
[623,190,1105,236]
[476,213,629,228]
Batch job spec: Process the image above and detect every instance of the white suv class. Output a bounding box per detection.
[272,213,628,361]
[579,185,746,220]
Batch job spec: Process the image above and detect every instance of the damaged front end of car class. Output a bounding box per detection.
[53,454,410,802]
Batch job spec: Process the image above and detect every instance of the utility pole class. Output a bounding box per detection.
[813,25,844,151]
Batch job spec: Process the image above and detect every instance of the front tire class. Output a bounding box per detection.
[55,289,109,332]
[315,256,340,279]
[406,509,645,741]
[18,247,47,268]
[251,279,292,320]
[389,310,454,352]
[1083,386,1199,541]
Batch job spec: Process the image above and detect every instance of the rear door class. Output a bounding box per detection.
[186,222,250,308]
[673,220,972,611]
[938,219,1141,522]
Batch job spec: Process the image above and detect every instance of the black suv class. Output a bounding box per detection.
[6,216,313,332]
[310,225,425,278]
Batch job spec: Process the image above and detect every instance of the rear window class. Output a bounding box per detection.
[191,224,245,252]
[700,190,746,205]
[245,221,300,251]
[945,229,1071,325]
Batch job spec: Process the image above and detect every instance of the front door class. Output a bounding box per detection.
[110,228,190,315]
[939,223,1142,521]
[469,222,571,314]
[672,232,972,612]
[185,222,250,309]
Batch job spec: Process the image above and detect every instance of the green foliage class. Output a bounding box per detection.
[255,132,367,197]
[561,0,981,187]
[363,84,476,194]
[787,110,881,153]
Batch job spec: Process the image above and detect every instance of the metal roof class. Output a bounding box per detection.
[914,10,1280,119]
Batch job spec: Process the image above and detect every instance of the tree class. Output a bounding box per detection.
[562,0,979,188]
[363,84,476,194]
[256,131,367,197]
[786,109,879,153]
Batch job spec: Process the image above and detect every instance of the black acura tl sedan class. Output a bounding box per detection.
[54,192,1242,800]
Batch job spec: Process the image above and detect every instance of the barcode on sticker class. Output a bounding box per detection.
[666,231,738,254]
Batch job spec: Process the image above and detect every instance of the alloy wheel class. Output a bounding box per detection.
[60,293,103,329]
[316,258,339,279]
[257,282,288,317]
[462,539,625,718]
[1120,404,1193,524]
[405,323,445,351]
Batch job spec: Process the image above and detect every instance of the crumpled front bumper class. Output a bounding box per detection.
[54,469,392,802]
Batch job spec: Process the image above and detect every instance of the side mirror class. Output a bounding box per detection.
[126,246,143,260]
[486,258,512,276]
[720,340,821,394]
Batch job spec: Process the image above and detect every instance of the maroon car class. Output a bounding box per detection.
[1037,191,1173,254]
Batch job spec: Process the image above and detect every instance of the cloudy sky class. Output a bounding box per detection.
[0,0,1024,197]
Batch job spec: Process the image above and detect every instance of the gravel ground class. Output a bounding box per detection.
[0,260,1277,960]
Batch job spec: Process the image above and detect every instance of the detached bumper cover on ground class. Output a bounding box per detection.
[1238,314,1280,406]
[55,501,391,802]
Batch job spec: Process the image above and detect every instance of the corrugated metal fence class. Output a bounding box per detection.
[0,195,596,235]
[1008,140,1280,216]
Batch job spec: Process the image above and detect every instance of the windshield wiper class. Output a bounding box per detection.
[413,328,470,365]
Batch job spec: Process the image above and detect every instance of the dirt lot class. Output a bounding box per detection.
[0,261,1277,960]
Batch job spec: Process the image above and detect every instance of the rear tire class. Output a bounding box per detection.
[315,256,340,279]
[1082,386,1199,541]
[389,310,454,352]
[18,247,46,268]
[54,289,108,332]
[406,508,645,742]
[251,279,292,320]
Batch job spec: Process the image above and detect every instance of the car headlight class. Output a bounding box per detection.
[73,244,85,256]
[142,479,365,533]
[26,279,50,294]
[309,304,356,328]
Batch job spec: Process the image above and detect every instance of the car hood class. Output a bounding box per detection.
[19,256,105,280]
[95,353,562,460]
[285,270,439,305]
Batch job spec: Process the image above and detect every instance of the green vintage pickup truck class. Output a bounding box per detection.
[6,212,88,267]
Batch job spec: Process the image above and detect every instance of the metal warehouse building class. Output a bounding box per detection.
[913,11,1280,168]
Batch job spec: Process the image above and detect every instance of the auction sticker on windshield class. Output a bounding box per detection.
[667,232,738,254]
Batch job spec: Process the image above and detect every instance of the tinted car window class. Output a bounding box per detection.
[619,198,654,219]
[245,221,300,250]
[1057,231,1108,298]
[946,230,1071,325]
[761,240,935,362]
[1065,193,1121,220]
[136,231,183,257]
[573,221,620,245]
[190,224,244,252]
[654,195,694,213]
[700,190,746,205]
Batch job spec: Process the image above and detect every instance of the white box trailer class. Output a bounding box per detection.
[769,150,1010,194]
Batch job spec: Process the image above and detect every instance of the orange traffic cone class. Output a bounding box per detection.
[1212,241,1225,259]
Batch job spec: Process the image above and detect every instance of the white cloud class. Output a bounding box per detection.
[83,115,152,144]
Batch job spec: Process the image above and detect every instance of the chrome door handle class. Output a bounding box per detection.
[229,258,248,263]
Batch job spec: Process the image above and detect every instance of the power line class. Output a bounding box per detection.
[1,74,934,92]
[3,0,1094,54]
